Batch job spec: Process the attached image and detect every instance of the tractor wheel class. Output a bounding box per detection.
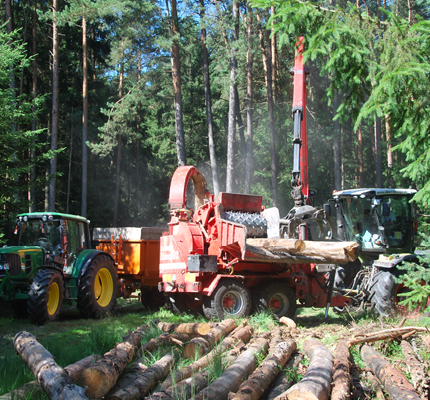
[141,289,165,311]
[202,280,251,320]
[28,269,64,325]
[369,269,429,318]
[77,255,117,319]
[255,282,297,318]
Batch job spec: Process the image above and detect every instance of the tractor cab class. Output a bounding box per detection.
[333,188,417,255]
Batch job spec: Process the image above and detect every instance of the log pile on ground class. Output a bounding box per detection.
[5,318,430,400]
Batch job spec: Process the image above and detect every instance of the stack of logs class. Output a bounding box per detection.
[3,318,430,400]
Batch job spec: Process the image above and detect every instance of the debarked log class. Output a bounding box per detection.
[157,322,210,336]
[361,344,421,400]
[331,339,351,400]
[276,337,333,400]
[0,354,99,400]
[161,323,253,390]
[400,340,428,391]
[77,325,149,399]
[229,338,297,400]
[13,331,88,400]
[193,337,269,400]
[106,352,175,400]
[183,319,237,359]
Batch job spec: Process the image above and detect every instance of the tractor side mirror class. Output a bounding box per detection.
[323,203,331,217]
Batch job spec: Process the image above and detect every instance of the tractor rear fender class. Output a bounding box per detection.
[74,250,116,289]
[373,253,418,270]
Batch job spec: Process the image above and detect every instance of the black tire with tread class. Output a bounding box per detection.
[77,255,117,319]
[202,280,251,319]
[255,281,297,318]
[28,269,64,325]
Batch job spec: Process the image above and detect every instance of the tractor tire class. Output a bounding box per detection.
[369,268,428,318]
[77,255,117,319]
[202,280,251,320]
[141,289,165,311]
[255,282,297,318]
[28,269,64,325]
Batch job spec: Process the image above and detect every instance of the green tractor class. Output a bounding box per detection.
[331,188,426,317]
[0,212,118,325]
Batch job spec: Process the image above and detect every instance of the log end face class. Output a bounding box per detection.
[77,367,111,399]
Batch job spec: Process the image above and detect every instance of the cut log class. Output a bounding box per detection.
[423,335,430,351]
[331,339,351,400]
[161,323,253,390]
[183,319,236,359]
[193,337,269,400]
[245,239,359,264]
[267,352,303,400]
[361,344,421,400]
[267,327,284,354]
[157,322,210,336]
[106,352,175,400]
[137,333,190,356]
[279,317,296,330]
[400,340,428,392]
[77,325,149,399]
[277,337,333,400]
[0,354,99,400]
[229,338,296,400]
[13,331,88,400]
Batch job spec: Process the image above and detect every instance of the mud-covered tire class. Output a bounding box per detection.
[77,255,117,319]
[255,282,297,318]
[202,280,251,320]
[28,269,64,325]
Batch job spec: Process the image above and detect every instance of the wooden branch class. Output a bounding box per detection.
[183,319,236,359]
[331,339,351,400]
[229,339,297,400]
[0,354,99,400]
[77,325,149,398]
[279,317,296,329]
[13,331,88,400]
[137,333,189,356]
[106,352,175,400]
[348,326,428,346]
[160,323,253,390]
[366,372,385,400]
[278,338,333,400]
[194,338,269,400]
[157,322,210,336]
[361,344,421,400]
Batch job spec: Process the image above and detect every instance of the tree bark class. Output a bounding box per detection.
[244,5,253,194]
[183,319,236,359]
[81,15,88,217]
[157,322,210,336]
[161,323,253,390]
[361,344,421,400]
[226,0,239,193]
[331,339,351,400]
[169,0,186,166]
[358,124,364,187]
[77,325,148,398]
[13,331,88,400]
[49,0,59,212]
[106,352,175,400]
[348,327,427,347]
[200,0,219,196]
[400,340,428,393]
[0,354,99,400]
[374,115,382,187]
[279,338,333,400]
[229,339,296,400]
[138,333,189,356]
[194,337,269,400]
[29,0,37,213]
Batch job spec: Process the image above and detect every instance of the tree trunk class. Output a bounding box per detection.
[226,0,239,193]
[49,0,59,212]
[106,353,175,400]
[170,0,186,166]
[183,319,236,359]
[81,15,88,217]
[270,6,277,101]
[331,339,351,400]
[138,333,190,356]
[157,321,210,336]
[29,0,37,213]
[374,115,382,187]
[267,352,303,400]
[279,338,333,400]
[361,344,421,400]
[13,331,88,400]
[200,0,219,196]
[229,339,296,400]
[245,6,253,194]
[194,338,269,400]
[77,325,148,399]
[161,323,253,390]
[400,340,428,392]
[358,124,364,187]
[0,354,99,400]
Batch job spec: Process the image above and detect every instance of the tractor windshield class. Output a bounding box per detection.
[16,219,61,253]
[340,196,413,249]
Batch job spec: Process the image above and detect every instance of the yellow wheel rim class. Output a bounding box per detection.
[94,268,114,307]
[47,282,60,316]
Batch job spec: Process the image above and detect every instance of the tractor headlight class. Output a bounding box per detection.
[0,263,9,271]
